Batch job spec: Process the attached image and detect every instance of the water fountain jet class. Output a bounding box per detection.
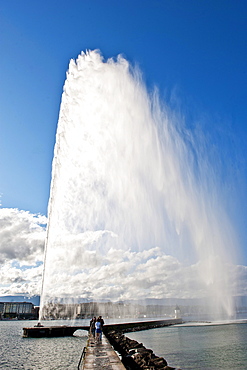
[39,50,237,321]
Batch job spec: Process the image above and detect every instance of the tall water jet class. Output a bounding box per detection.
[40,50,237,320]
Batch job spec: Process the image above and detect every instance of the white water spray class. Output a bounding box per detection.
[40,50,237,320]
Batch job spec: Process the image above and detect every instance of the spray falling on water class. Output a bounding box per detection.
[40,50,237,320]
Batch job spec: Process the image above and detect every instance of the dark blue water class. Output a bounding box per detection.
[127,322,247,369]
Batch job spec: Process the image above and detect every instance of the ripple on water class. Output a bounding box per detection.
[0,320,87,369]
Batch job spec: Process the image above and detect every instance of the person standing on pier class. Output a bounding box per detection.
[98,316,104,340]
[95,318,102,343]
[90,317,96,337]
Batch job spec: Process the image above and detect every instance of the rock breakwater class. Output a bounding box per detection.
[104,329,181,370]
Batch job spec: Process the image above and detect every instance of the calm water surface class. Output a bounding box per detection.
[2,319,247,369]
[0,320,88,369]
[127,322,247,369]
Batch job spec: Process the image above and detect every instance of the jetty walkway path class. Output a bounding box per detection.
[80,333,125,370]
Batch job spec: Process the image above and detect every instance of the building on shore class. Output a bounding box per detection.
[0,302,39,320]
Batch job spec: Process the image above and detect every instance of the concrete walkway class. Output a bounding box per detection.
[81,333,126,370]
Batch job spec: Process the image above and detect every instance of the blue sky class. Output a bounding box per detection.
[0,0,247,297]
[1,0,246,214]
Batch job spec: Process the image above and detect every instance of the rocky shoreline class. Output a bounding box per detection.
[104,329,181,370]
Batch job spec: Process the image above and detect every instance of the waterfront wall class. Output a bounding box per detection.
[104,318,182,333]
[23,318,182,337]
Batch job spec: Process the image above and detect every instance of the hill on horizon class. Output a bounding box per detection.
[0,295,40,306]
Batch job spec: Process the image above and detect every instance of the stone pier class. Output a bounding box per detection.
[80,333,126,370]
[23,318,182,337]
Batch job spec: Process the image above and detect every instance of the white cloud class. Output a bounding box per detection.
[0,208,46,296]
[1,207,247,309]
[230,264,247,296]
[40,230,247,307]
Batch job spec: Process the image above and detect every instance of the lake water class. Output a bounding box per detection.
[127,321,247,369]
[1,319,247,369]
[0,320,88,369]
